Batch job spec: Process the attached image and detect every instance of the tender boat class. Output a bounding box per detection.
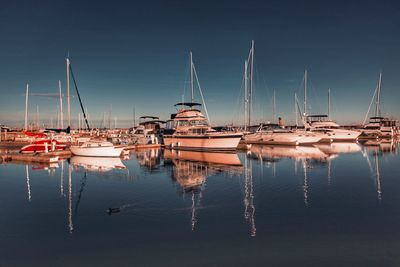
[20,139,67,153]
[163,103,243,151]
[69,140,125,157]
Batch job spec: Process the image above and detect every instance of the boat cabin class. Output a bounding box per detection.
[305,115,340,129]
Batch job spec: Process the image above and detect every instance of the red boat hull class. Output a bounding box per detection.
[20,140,67,153]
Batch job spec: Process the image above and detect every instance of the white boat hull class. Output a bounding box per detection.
[163,133,242,151]
[244,132,301,145]
[70,146,125,157]
[316,129,360,142]
[244,131,323,146]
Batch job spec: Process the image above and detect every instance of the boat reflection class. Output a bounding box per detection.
[314,142,361,155]
[362,138,398,154]
[70,156,126,172]
[164,149,243,230]
[135,149,162,170]
[249,144,337,161]
[164,150,243,189]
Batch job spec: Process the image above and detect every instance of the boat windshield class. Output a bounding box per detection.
[259,124,281,131]
[176,120,208,127]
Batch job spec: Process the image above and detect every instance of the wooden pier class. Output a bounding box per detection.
[0,150,72,164]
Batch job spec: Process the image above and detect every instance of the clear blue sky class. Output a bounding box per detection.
[0,0,399,127]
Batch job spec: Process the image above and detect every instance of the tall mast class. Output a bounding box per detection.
[108,105,112,129]
[190,51,194,103]
[24,84,29,130]
[57,105,60,128]
[375,72,382,117]
[59,80,64,129]
[304,69,307,116]
[272,89,276,123]
[36,105,40,129]
[248,40,254,127]
[244,60,248,131]
[66,58,71,127]
[133,105,136,126]
[328,88,331,119]
[295,92,298,127]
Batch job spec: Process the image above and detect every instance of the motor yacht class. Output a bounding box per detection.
[163,103,243,151]
[304,115,361,142]
[244,123,322,146]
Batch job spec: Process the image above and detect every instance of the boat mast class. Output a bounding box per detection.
[190,51,194,103]
[304,69,307,117]
[272,89,276,123]
[248,40,254,127]
[295,92,298,127]
[36,105,40,129]
[328,88,331,119]
[244,60,248,131]
[59,80,64,129]
[24,84,29,130]
[133,105,136,126]
[375,72,382,117]
[66,57,71,127]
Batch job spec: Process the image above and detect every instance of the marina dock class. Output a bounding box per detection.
[0,150,72,164]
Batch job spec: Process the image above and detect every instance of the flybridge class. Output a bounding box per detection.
[174,102,202,107]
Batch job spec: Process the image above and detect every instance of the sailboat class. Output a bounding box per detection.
[163,52,243,151]
[299,70,360,142]
[70,140,125,157]
[241,43,322,145]
[360,72,398,139]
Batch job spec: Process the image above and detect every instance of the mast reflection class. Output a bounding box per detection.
[164,149,243,231]
[244,156,256,236]
[361,140,398,201]
[25,165,31,202]
[68,164,73,234]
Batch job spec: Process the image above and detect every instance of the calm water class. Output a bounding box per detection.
[1,142,400,266]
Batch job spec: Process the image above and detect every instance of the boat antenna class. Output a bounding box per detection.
[69,62,91,130]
